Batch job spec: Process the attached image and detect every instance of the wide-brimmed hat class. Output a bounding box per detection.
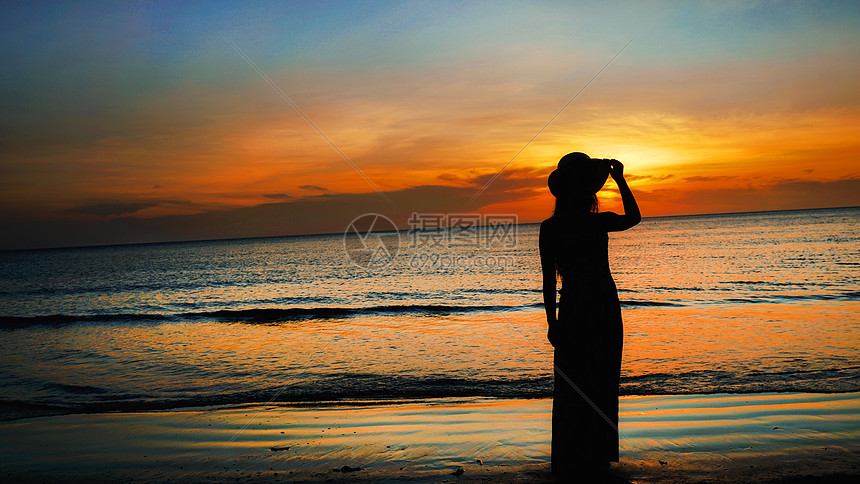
[547,152,610,198]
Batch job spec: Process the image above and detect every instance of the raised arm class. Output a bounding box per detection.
[601,160,641,232]
[539,220,558,346]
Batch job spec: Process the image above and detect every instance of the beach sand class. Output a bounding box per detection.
[1,392,858,483]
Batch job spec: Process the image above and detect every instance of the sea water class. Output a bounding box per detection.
[0,207,857,419]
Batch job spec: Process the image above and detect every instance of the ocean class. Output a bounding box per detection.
[0,207,857,420]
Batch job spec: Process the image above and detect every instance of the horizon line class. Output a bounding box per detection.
[3,205,858,254]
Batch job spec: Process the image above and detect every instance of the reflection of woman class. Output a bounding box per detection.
[539,152,640,477]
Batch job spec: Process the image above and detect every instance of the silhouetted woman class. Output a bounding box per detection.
[539,152,640,477]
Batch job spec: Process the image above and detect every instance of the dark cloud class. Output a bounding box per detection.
[299,185,327,191]
[263,193,292,199]
[466,167,546,193]
[63,202,158,217]
[1,169,545,250]
[637,177,860,215]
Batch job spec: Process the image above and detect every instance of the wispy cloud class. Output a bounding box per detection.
[63,202,158,217]
[682,176,737,183]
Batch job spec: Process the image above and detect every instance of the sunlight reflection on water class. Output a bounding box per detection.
[0,208,857,415]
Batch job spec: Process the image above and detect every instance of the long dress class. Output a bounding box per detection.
[546,213,623,474]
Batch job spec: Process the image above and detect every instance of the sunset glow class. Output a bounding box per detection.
[2,1,859,249]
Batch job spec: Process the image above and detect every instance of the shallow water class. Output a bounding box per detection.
[1,393,857,482]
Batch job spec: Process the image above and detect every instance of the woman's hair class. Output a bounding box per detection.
[552,192,599,218]
[551,191,598,279]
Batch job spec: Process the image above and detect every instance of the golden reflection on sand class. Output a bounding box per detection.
[0,393,857,482]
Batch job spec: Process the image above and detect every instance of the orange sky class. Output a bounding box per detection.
[2,1,859,249]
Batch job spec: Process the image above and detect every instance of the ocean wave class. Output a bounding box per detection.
[186,304,542,322]
[0,374,554,421]
[724,292,858,304]
[0,303,545,327]
[649,286,707,292]
[4,285,856,327]
[620,300,685,307]
[43,383,109,395]
[721,280,811,287]
[8,289,857,327]
[0,312,173,327]
[1,279,248,298]
[2,368,857,421]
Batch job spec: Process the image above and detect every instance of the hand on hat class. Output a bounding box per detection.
[608,159,624,180]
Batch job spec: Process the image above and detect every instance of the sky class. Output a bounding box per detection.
[2,0,859,250]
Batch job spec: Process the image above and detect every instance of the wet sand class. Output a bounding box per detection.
[0,392,857,483]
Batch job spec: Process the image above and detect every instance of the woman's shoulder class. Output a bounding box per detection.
[540,216,560,230]
[539,217,560,240]
[550,212,617,233]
